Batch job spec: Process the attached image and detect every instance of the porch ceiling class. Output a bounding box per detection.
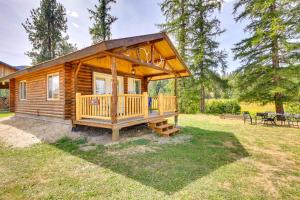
[82,38,190,80]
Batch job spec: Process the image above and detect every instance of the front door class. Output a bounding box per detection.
[93,72,124,114]
[93,72,124,94]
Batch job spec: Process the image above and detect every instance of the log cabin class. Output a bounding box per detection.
[0,61,20,89]
[0,62,24,110]
[0,32,191,141]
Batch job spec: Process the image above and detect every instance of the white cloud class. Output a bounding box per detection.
[71,22,79,28]
[67,10,79,18]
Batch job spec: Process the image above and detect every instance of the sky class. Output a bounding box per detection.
[0,0,245,72]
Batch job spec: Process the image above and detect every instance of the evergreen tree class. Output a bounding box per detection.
[159,0,191,60]
[23,0,76,65]
[189,0,227,112]
[233,0,300,113]
[88,0,117,44]
[159,0,193,113]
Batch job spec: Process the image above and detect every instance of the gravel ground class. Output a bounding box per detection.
[0,116,154,148]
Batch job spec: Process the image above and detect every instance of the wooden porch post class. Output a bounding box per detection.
[76,93,81,120]
[143,92,149,118]
[158,93,164,116]
[110,56,119,141]
[174,77,178,127]
[9,79,15,112]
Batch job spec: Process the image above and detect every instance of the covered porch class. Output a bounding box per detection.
[69,33,190,140]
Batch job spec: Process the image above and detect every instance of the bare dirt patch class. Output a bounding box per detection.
[79,145,97,152]
[0,116,77,148]
[0,117,165,148]
[140,134,193,145]
[107,145,160,156]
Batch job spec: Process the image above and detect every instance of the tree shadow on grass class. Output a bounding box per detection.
[52,126,249,194]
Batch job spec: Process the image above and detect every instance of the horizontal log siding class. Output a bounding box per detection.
[77,65,93,95]
[14,65,65,118]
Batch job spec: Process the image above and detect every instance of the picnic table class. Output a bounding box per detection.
[251,112,300,127]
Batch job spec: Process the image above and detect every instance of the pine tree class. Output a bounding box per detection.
[233,0,300,113]
[22,0,76,65]
[190,0,227,112]
[88,0,117,44]
[159,0,193,113]
[159,0,191,61]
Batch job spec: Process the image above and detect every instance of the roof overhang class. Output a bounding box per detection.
[0,32,191,82]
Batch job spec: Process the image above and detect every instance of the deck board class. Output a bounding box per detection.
[74,111,177,129]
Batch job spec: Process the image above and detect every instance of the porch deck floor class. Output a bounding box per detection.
[74,111,177,129]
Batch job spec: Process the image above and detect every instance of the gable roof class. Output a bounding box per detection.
[0,61,19,71]
[0,32,191,81]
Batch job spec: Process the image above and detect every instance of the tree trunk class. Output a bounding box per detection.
[270,2,284,114]
[200,83,205,113]
[275,93,284,114]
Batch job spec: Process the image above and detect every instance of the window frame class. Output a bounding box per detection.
[133,79,141,94]
[19,80,27,100]
[47,72,60,100]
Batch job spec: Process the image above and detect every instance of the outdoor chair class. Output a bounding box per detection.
[261,113,276,126]
[255,112,268,124]
[148,97,152,113]
[243,111,253,124]
[275,114,287,126]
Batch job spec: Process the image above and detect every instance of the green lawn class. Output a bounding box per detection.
[0,115,299,199]
[0,112,14,118]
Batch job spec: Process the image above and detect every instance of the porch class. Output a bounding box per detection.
[74,92,178,140]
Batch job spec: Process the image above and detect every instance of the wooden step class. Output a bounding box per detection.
[160,127,180,137]
[149,119,168,128]
[149,118,168,125]
[148,118,180,137]
[155,124,173,130]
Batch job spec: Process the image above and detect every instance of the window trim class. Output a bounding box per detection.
[47,72,60,100]
[19,80,27,100]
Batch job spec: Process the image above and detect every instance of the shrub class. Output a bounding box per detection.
[206,99,241,115]
[285,102,300,114]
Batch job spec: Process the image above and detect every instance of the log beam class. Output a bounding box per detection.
[103,51,174,75]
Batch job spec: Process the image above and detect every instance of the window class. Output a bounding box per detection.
[47,73,59,100]
[128,78,141,94]
[19,81,27,100]
[134,79,141,94]
[95,78,105,94]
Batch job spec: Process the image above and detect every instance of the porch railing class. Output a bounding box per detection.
[76,92,177,121]
[78,94,112,120]
[117,94,144,119]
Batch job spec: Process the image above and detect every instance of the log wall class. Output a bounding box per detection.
[9,64,148,120]
[13,65,66,118]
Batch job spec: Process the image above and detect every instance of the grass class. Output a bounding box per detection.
[0,112,14,118]
[0,115,300,199]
